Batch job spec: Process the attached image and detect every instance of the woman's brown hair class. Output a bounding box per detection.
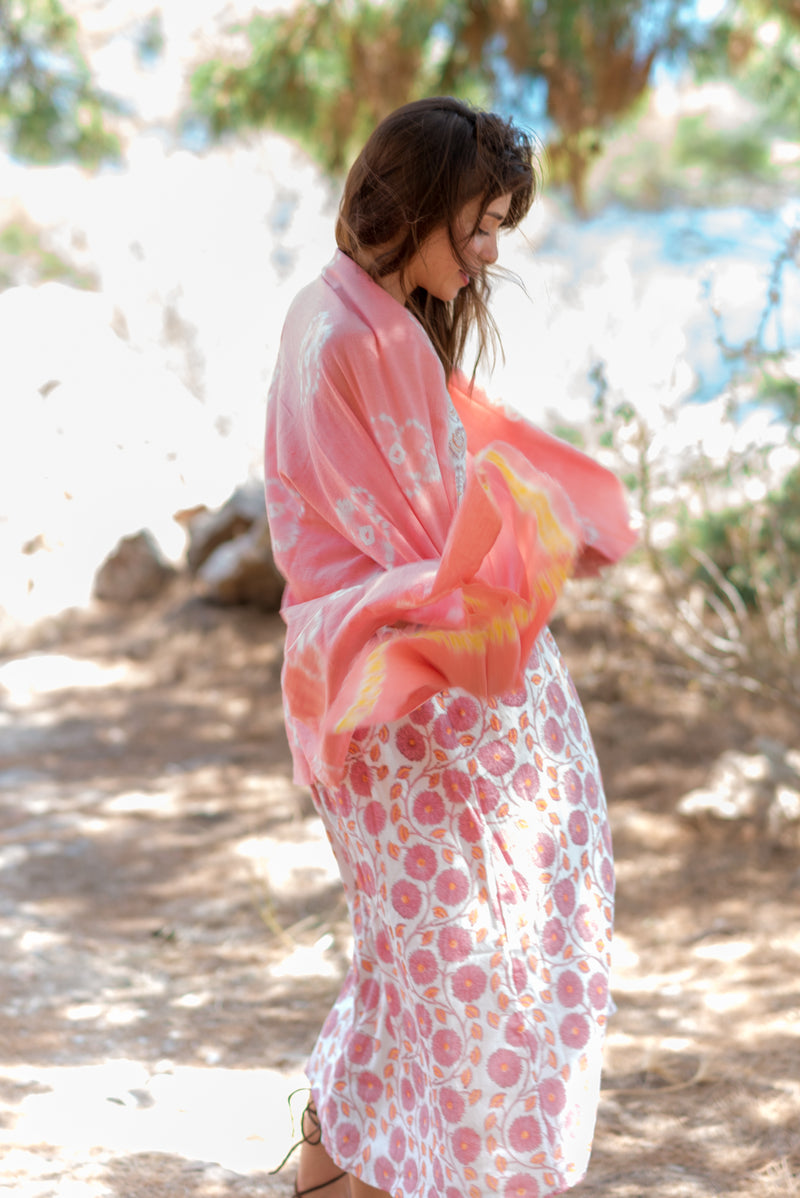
[336,96,537,379]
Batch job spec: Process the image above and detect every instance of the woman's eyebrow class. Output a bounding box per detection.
[484,207,507,224]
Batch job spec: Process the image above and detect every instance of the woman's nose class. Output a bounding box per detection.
[480,233,499,264]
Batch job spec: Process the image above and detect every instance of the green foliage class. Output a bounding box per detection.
[693,0,800,134]
[0,218,97,290]
[188,0,485,175]
[0,0,120,165]
[188,0,691,209]
[672,113,776,179]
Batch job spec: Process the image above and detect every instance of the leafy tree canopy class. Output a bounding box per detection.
[188,0,695,211]
[0,0,120,165]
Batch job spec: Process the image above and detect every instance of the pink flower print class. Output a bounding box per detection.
[396,723,426,761]
[499,685,528,706]
[440,1086,465,1122]
[419,1103,430,1137]
[511,958,528,995]
[412,1059,426,1095]
[567,706,582,738]
[348,759,373,796]
[357,1070,383,1102]
[543,717,565,754]
[546,680,567,716]
[435,868,469,905]
[363,800,386,834]
[509,1114,542,1153]
[538,1076,566,1117]
[405,844,438,881]
[347,1032,374,1066]
[438,925,471,962]
[452,1126,482,1164]
[389,1126,406,1161]
[556,969,584,1008]
[574,903,597,941]
[433,1158,445,1190]
[478,739,515,776]
[513,870,530,900]
[410,699,435,726]
[433,714,459,749]
[391,879,422,920]
[458,808,482,843]
[442,768,471,802]
[564,769,583,806]
[376,929,394,964]
[359,978,380,1009]
[400,1075,416,1110]
[413,790,445,825]
[474,775,499,813]
[588,971,609,1010]
[452,963,488,1003]
[554,878,575,916]
[355,861,376,896]
[512,763,539,800]
[432,1027,463,1068]
[373,1157,396,1191]
[505,1174,540,1198]
[534,832,556,869]
[488,1048,523,1088]
[333,787,352,817]
[542,917,566,955]
[415,1003,432,1039]
[385,982,401,1016]
[409,949,438,986]
[403,1158,419,1193]
[585,772,599,808]
[560,1012,590,1049]
[567,810,589,846]
[402,1009,419,1045]
[601,818,613,853]
[601,856,615,895]
[447,695,479,729]
[336,1121,359,1158]
[505,1011,533,1050]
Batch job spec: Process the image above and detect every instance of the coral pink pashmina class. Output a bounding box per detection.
[265,251,635,786]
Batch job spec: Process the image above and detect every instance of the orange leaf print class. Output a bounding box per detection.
[485,1114,497,1132]
[519,712,529,729]
[489,1093,505,1108]
[376,765,388,780]
[397,766,411,779]
[487,1178,499,1193]
[388,843,400,860]
[398,825,409,843]
[390,800,401,820]
[508,728,518,745]
[469,1089,482,1105]
[471,1022,483,1040]
[378,725,389,742]
[466,1003,479,1019]
[490,714,502,731]
[460,735,475,747]
[435,1007,448,1023]
[470,1046,481,1065]
[487,1011,500,1029]
[422,930,434,945]
[545,1028,555,1046]
[578,960,590,973]
[564,945,573,959]
[434,749,447,763]
[487,1133,497,1151]
[424,986,440,999]
[433,905,447,919]
[498,991,509,1011]
[548,1050,557,1068]
[533,1008,546,1023]
[461,1068,472,1087]
[534,752,543,770]
[525,733,534,751]
[495,1155,507,1173]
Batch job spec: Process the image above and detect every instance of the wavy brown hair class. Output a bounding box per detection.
[336,96,537,379]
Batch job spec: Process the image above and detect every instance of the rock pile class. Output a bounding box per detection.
[678,738,800,844]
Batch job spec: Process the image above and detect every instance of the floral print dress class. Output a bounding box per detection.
[306,630,614,1198]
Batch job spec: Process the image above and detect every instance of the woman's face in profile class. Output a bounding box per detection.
[406,192,512,303]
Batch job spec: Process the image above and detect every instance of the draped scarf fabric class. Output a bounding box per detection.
[265,251,636,786]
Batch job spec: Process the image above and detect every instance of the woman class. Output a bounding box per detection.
[265,96,636,1198]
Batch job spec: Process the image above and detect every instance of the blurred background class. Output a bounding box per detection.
[2,6,800,1196]
[1,0,799,698]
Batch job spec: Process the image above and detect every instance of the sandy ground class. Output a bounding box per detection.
[1,581,799,1197]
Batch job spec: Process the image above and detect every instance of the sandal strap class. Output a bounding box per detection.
[294,1170,347,1197]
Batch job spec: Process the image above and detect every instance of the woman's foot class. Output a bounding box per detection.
[294,1103,350,1198]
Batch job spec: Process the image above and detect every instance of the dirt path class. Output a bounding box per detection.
[1,585,798,1197]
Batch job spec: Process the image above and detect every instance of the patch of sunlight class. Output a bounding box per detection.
[1,1059,309,1176]
[692,938,753,962]
[271,933,341,980]
[19,928,65,953]
[238,817,341,900]
[0,654,131,708]
[102,788,182,816]
[703,987,751,1014]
